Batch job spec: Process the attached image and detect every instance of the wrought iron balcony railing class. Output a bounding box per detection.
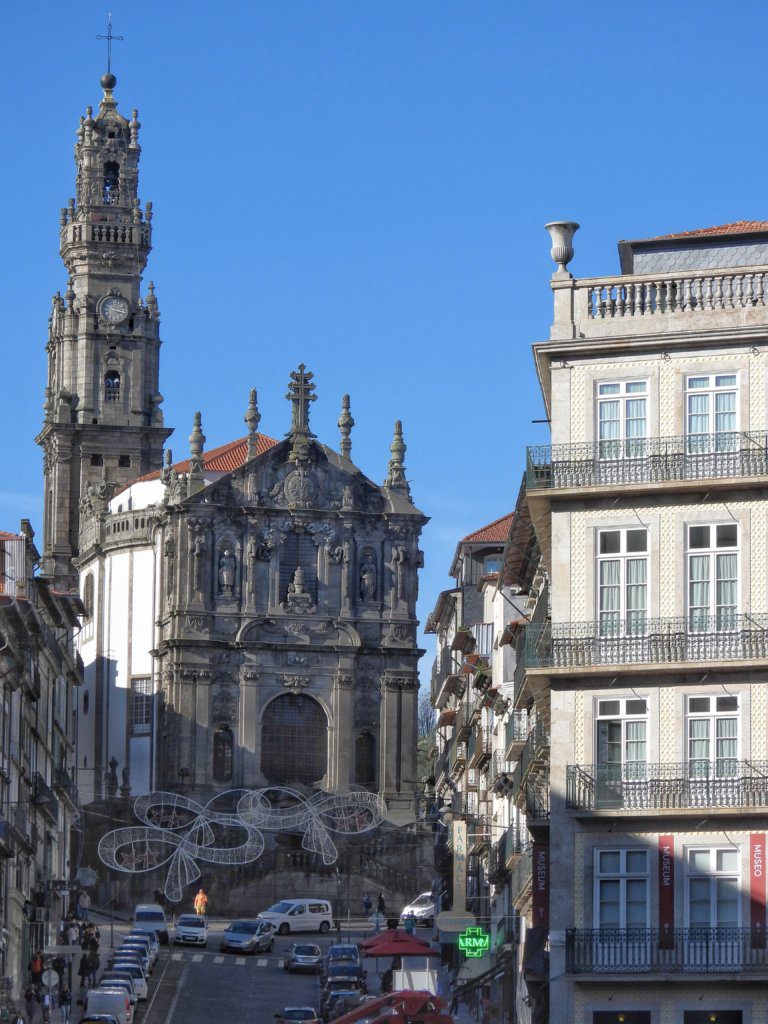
[32,773,60,824]
[567,927,768,974]
[505,710,528,757]
[527,431,768,491]
[567,761,768,812]
[526,614,768,670]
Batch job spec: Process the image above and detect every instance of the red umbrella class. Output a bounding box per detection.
[361,929,439,957]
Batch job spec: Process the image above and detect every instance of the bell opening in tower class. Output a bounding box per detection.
[103,160,120,204]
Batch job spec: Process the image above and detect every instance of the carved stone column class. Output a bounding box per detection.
[333,671,356,789]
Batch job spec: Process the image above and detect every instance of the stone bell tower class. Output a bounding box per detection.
[37,72,171,587]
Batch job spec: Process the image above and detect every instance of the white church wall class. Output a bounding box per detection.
[104,549,131,776]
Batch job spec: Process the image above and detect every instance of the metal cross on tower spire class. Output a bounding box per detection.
[96,13,124,74]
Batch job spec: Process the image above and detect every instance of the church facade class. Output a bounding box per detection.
[39,74,427,829]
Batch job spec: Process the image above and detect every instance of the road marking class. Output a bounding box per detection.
[171,953,183,961]
[235,957,246,965]
[163,963,189,1024]
[192,954,203,963]
[214,956,224,963]
[257,958,267,966]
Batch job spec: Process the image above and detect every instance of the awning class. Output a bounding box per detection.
[438,709,457,728]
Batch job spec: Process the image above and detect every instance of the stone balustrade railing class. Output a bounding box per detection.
[551,264,768,339]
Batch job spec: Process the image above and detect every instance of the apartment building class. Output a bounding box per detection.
[0,523,83,998]
[522,220,768,1024]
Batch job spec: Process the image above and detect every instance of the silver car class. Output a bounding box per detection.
[220,919,275,954]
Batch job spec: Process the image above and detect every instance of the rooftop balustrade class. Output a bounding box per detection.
[526,614,768,671]
[567,761,768,812]
[526,432,768,492]
[551,264,768,341]
[567,927,768,975]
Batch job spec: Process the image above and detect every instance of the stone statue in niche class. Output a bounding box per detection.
[192,534,205,592]
[391,544,408,601]
[342,485,354,510]
[218,547,236,595]
[164,536,175,597]
[359,553,377,601]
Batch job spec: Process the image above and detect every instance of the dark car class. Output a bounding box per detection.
[324,962,366,987]
[283,943,323,973]
[321,990,363,1022]
[275,1010,321,1023]
[325,944,361,971]
[319,979,365,1018]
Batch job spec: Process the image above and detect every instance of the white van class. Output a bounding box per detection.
[258,898,333,935]
[85,987,132,1024]
[131,902,169,944]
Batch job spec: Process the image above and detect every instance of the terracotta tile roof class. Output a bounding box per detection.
[0,531,20,541]
[461,511,515,544]
[130,433,278,486]
[646,221,768,241]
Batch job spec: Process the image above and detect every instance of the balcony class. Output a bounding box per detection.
[490,754,515,795]
[468,727,492,770]
[450,743,467,776]
[0,816,13,858]
[53,766,79,807]
[505,710,528,759]
[10,804,35,852]
[551,263,768,343]
[567,927,768,976]
[455,706,472,741]
[567,761,768,814]
[526,432,768,496]
[510,846,533,909]
[525,615,768,675]
[32,773,60,825]
[504,824,526,868]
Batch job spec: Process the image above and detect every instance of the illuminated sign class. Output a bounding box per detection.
[457,926,490,958]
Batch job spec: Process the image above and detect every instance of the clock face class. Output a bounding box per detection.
[100,295,129,324]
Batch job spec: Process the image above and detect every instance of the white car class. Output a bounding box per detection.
[174,913,209,946]
[399,892,435,926]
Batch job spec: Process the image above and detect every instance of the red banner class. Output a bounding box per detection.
[751,833,766,949]
[532,842,549,928]
[658,834,674,949]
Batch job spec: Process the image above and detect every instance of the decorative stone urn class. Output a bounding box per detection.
[545,221,580,272]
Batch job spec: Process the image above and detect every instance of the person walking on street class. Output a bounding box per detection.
[86,949,99,988]
[25,986,39,1023]
[77,952,89,994]
[41,991,51,1024]
[77,890,90,922]
[57,986,71,1024]
[362,893,372,916]
[193,888,208,916]
[28,950,44,990]
[376,892,386,915]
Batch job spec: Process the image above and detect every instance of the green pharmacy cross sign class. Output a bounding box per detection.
[457,926,490,958]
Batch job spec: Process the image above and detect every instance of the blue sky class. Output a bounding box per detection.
[2,1,767,662]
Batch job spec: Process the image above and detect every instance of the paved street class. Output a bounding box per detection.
[79,918,373,1024]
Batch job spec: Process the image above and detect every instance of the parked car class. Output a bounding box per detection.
[275,1010,321,1023]
[258,898,333,935]
[282,943,323,973]
[81,1016,120,1024]
[126,930,159,964]
[131,903,169,944]
[118,941,152,972]
[84,989,132,1024]
[319,979,365,1018]
[174,914,208,947]
[324,963,366,989]
[108,963,148,1001]
[324,944,362,978]
[98,973,137,1004]
[399,892,435,927]
[220,919,275,954]
[110,949,148,974]
[321,990,364,1022]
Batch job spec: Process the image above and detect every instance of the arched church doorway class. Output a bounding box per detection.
[261,694,327,785]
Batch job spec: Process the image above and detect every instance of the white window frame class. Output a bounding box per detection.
[596,379,648,461]
[594,697,648,772]
[596,528,649,636]
[593,848,650,929]
[686,693,739,780]
[685,373,738,453]
[685,845,741,929]
[686,523,739,632]
[130,677,152,736]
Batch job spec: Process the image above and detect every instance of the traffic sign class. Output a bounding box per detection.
[41,970,59,990]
